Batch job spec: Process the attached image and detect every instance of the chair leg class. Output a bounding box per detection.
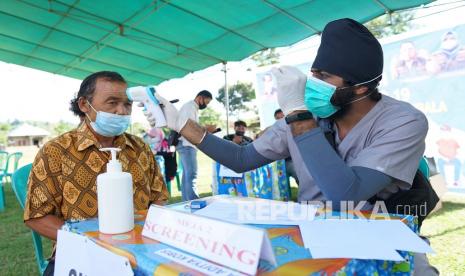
[0,184,5,212]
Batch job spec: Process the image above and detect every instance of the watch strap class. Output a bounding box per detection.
[285,111,313,124]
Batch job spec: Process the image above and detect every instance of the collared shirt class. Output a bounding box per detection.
[177,100,199,148]
[24,122,168,222]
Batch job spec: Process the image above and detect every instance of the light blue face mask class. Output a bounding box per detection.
[86,102,131,137]
[304,74,382,118]
[304,76,339,118]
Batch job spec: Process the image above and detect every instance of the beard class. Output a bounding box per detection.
[329,87,356,119]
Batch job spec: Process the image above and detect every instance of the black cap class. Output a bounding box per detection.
[312,18,383,84]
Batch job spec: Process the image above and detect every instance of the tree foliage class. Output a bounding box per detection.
[0,123,11,147]
[251,48,280,67]
[53,120,75,136]
[216,82,256,116]
[199,107,222,127]
[365,11,415,39]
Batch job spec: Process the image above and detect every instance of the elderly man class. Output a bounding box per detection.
[24,71,168,276]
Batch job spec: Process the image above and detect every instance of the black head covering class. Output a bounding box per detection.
[312,18,383,84]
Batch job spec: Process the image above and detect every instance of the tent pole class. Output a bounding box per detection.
[222,62,230,135]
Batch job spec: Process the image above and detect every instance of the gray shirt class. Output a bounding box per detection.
[254,95,428,201]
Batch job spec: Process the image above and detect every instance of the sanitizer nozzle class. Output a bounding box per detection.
[100,147,122,172]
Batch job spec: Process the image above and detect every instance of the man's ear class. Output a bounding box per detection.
[78,97,90,114]
[354,86,369,95]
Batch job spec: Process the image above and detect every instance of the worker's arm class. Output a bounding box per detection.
[185,120,275,172]
[25,215,64,241]
[145,86,290,173]
[289,111,427,207]
[291,121,392,204]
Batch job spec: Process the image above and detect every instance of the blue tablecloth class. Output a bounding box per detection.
[65,198,418,276]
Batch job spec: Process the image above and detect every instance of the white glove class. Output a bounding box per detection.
[140,95,187,132]
[272,66,308,115]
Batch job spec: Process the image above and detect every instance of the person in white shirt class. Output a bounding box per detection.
[177,90,216,200]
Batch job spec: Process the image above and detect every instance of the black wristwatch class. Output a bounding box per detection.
[285,111,314,124]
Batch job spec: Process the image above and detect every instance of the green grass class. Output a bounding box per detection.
[1,152,464,275]
[0,183,52,275]
[421,194,465,275]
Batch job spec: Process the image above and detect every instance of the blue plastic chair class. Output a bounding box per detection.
[1,152,23,211]
[419,156,430,179]
[0,150,8,172]
[0,151,8,211]
[12,164,49,275]
[1,152,23,183]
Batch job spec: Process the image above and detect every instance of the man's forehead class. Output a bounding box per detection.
[95,78,127,96]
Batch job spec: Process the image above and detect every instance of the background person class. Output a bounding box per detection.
[176,90,216,201]
[223,120,253,146]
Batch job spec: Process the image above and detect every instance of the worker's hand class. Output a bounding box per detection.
[140,95,187,132]
[138,102,154,125]
[272,66,308,115]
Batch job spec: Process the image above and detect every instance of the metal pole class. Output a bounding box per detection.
[222,62,230,135]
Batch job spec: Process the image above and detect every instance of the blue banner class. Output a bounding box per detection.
[382,25,465,191]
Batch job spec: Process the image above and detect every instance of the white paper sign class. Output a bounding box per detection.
[55,230,133,276]
[142,205,276,275]
[298,219,433,261]
[219,165,243,178]
[55,230,90,276]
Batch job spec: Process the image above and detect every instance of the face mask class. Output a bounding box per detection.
[235,130,245,136]
[304,76,339,118]
[86,101,131,137]
[304,74,382,118]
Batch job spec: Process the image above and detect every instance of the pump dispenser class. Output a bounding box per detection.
[97,148,134,234]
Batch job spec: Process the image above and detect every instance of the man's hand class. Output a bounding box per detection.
[272,66,308,115]
[205,124,217,133]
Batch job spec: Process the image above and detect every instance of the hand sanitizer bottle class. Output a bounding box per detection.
[97,148,134,234]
